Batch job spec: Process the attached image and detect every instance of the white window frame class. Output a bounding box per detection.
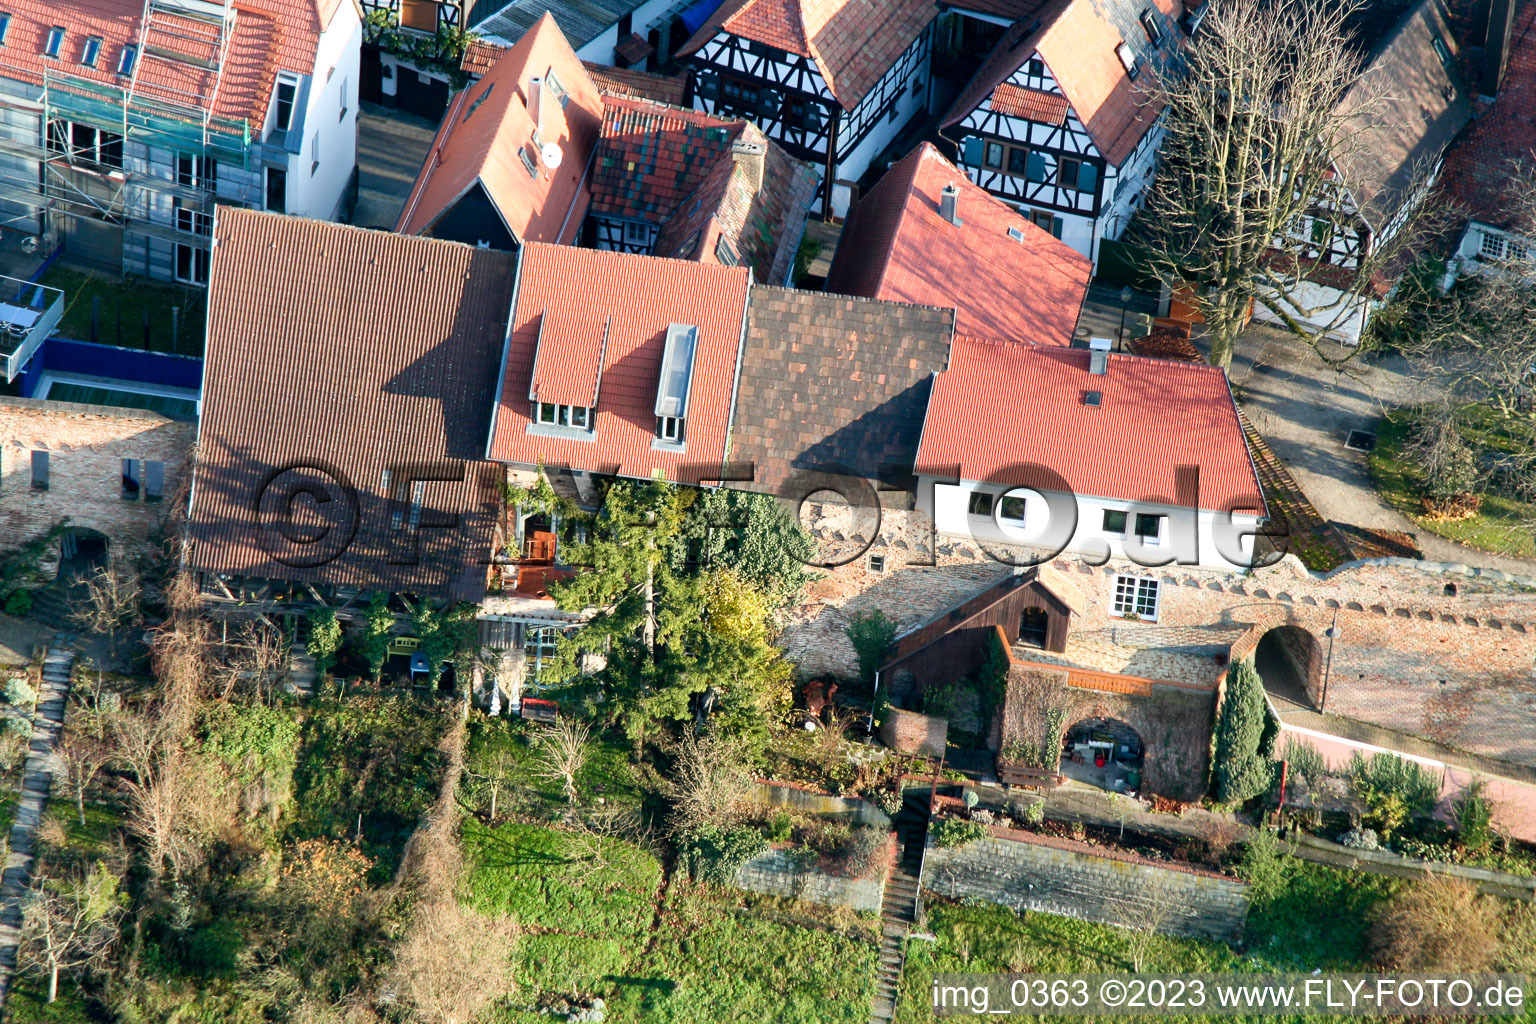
[173,240,209,285]
[656,414,684,443]
[1111,575,1160,621]
[967,490,994,517]
[273,73,299,132]
[80,35,101,68]
[623,220,651,245]
[997,493,1029,525]
[117,43,136,75]
[173,203,212,236]
[339,75,348,121]
[1133,511,1166,547]
[535,402,594,430]
[44,25,64,58]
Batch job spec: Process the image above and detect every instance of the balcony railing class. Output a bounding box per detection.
[0,276,65,383]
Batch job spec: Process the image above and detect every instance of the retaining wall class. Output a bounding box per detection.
[923,827,1250,943]
[734,846,886,913]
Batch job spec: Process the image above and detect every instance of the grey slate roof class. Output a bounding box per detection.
[471,0,646,50]
[726,286,954,497]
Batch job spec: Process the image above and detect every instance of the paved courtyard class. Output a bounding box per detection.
[353,102,439,231]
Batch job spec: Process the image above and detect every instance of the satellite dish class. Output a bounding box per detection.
[19,236,39,254]
[540,142,563,169]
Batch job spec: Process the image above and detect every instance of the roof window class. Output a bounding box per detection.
[654,323,698,429]
[1116,42,1140,80]
[1430,31,1453,71]
[118,43,137,75]
[714,236,738,267]
[81,35,101,68]
[519,144,538,177]
[463,82,494,120]
[1140,9,1162,44]
[0,14,11,46]
[44,25,64,58]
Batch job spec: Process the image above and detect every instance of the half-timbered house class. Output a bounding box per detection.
[941,0,1187,266]
[467,0,689,70]
[678,0,939,217]
[399,14,815,282]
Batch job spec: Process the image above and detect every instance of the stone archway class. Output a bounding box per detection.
[57,526,109,583]
[1253,624,1323,710]
[1061,716,1145,793]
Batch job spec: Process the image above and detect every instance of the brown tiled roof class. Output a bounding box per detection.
[1129,321,1202,362]
[188,210,515,600]
[583,62,690,105]
[590,95,741,221]
[728,287,954,494]
[825,143,1090,346]
[942,0,1172,167]
[487,244,752,484]
[397,13,604,243]
[1333,0,1472,227]
[615,31,655,64]
[992,82,1070,124]
[680,0,938,110]
[1440,0,1536,231]
[461,38,509,75]
[653,127,819,284]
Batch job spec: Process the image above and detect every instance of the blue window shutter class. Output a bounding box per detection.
[1079,162,1098,194]
[962,136,982,166]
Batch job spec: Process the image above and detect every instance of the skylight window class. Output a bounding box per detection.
[0,14,12,47]
[44,25,64,58]
[654,324,698,445]
[1430,31,1453,71]
[81,36,101,68]
[1116,42,1139,80]
[519,145,538,177]
[463,82,494,120]
[545,70,568,108]
[118,43,137,75]
[1139,9,1162,45]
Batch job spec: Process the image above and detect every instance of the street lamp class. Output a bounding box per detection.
[1117,285,1134,350]
[1319,613,1342,712]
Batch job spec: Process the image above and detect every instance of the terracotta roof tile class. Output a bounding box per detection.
[189,210,515,600]
[397,13,604,242]
[992,82,1069,124]
[590,95,741,221]
[825,143,1089,346]
[2,0,337,129]
[728,287,954,494]
[582,62,690,105]
[488,244,752,483]
[916,338,1264,512]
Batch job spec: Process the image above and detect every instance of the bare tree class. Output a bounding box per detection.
[383,898,518,1024]
[19,861,126,1003]
[71,557,142,664]
[1371,873,1503,971]
[1120,879,1175,972]
[212,619,289,704]
[463,743,517,822]
[56,727,113,826]
[532,717,590,805]
[665,732,754,837]
[109,707,225,885]
[1143,0,1445,369]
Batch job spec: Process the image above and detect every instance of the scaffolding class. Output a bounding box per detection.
[0,0,261,264]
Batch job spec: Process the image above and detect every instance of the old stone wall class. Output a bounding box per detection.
[0,397,193,563]
[734,846,886,913]
[880,707,947,757]
[748,782,893,829]
[784,504,1536,775]
[923,828,1250,943]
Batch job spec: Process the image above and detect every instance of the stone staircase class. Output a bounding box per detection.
[870,789,929,1024]
[0,643,75,1010]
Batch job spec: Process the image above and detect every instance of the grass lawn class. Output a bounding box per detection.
[39,264,205,356]
[897,858,1411,1024]
[464,715,649,818]
[1371,410,1536,559]
[463,820,879,1023]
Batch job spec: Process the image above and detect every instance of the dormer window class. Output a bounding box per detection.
[1139,10,1162,45]
[654,323,697,447]
[1116,42,1140,79]
[535,402,592,429]
[44,26,64,58]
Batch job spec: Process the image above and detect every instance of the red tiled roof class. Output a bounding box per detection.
[189,210,515,600]
[1441,0,1536,231]
[943,0,1173,167]
[590,95,741,221]
[681,0,937,110]
[529,312,608,407]
[825,143,1089,347]
[916,338,1264,512]
[2,0,340,130]
[487,244,752,483]
[397,13,604,243]
[992,82,1069,124]
[461,38,508,75]
[582,62,690,106]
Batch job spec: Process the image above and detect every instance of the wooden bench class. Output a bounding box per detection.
[521,698,559,723]
[998,764,1063,789]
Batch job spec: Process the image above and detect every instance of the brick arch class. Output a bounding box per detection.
[1251,623,1325,707]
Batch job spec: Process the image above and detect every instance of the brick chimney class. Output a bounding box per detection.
[731,139,766,194]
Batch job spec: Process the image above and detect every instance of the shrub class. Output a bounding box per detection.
[306,607,343,679]
[1371,875,1502,971]
[2,590,31,616]
[2,677,34,707]
[2,715,30,738]
[767,810,793,844]
[838,825,887,877]
[931,818,988,849]
[1453,778,1495,855]
[1235,827,1288,903]
[1339,827,1380,851]
[1410,410,1479,502]
[1212,659,1275,804]
[1281,736,1326,789]
[681,824,768,885]
[845,610,897,685]
[1016,801,1044,827]
[1347,752,1439,840]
